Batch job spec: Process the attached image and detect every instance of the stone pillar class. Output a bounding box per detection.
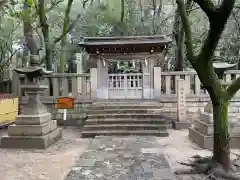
[76,53,84,95]
[172,79,190,129]
[90,68,98,100]
[149,58,155,99]
[142,59,151,99]
[97,59,108,99]
[11,70,20,96]
[153,67,161,99]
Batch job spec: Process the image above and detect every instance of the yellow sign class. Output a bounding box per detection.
[0,98,19,127]
[56,97,74,109]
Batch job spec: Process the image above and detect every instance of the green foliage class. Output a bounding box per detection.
[3,0,240,71]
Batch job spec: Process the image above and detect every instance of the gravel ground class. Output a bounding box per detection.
[0,127,89,180]
[158,129,240,179]
[158,129,240,170]
[1,128,240,180]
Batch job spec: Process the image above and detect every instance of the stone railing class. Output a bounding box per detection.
[10,68,240,101]
[13,72,91,102]
[160,70,240,98]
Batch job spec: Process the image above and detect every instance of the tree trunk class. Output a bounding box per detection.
[175,24,184,71]
[120,0,125,36]
[23,0,38,55]
[172,5,184,71]
[212,99,230,171]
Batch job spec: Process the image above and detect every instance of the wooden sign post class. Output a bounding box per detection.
[56,97,74,128]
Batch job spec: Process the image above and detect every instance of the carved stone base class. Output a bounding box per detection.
[189,111,240,149]
[0,112,62,149]
[172,120,191,130]
[189,127,240,149]
[8,120,57,136]
[15,113,52,125]
[1,128,62,149]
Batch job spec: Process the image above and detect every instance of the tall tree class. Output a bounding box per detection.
[23,0,38,55]
[176,0,240,178]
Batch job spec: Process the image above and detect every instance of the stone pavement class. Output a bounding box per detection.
[64,136,177,180]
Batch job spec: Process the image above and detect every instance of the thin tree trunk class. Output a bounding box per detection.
[120,0,125,36]
[23,0,38,55]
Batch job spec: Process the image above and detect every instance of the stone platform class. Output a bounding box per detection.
[64,136,176,180]
[189,112,240,149]
[1,113,62,149]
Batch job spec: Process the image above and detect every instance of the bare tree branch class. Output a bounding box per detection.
[45,0,64,12]
[53,13,81,44]
[193,0,215,20]
[197,0,236,64]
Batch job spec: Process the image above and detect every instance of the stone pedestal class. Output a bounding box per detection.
[189,106,240,149]
[1,113,62,149]
[172,79,190,129]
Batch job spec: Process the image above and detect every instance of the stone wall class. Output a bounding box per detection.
[19,96,240,127]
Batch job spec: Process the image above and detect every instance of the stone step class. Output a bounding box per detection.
[81,129,169,138]
[87,113,165,119]
[87,108,162,114]
[85,118,166,125]
[88,105,163,110]
[93,100,161,104]
[83,124,167,131]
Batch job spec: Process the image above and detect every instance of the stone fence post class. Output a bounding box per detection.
[172,79,190,129]
[90,68,98,100]
[153,67,161,99]
[11,70,21,96]
[76,53,84,95]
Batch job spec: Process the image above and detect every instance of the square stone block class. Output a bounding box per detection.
[8,120,57,136]
[0,128,62,149]
[172,120,191,130]
[194,119,213,135]
[189,127,240,149]
[15,113,51,125]
[194,119,240,136]
[188,127,212,149]
[200,112,213,123]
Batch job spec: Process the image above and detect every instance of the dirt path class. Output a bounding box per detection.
[0,127,89,180]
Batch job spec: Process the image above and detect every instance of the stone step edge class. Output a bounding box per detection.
[85,118,167,123]
[81,130,169,134]
[87,108,163,111]
[88,114,165,116]
[83,124,167,128]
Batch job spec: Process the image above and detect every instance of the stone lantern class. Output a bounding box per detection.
[188,52,240,149]
[1,55,62,149]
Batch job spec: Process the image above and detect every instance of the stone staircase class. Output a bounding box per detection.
[81,100,169,138]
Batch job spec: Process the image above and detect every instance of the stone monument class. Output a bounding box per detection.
[0,55,62,149]
[172,79,190,129]
[189,55,240,149]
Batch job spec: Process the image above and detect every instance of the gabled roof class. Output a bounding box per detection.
[78,35,172,54]
[79,35,171,46]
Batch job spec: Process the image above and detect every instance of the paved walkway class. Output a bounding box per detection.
[64,136,177,180]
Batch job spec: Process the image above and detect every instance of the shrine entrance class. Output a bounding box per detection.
[78,36,171,100]
[108,73,143,99]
